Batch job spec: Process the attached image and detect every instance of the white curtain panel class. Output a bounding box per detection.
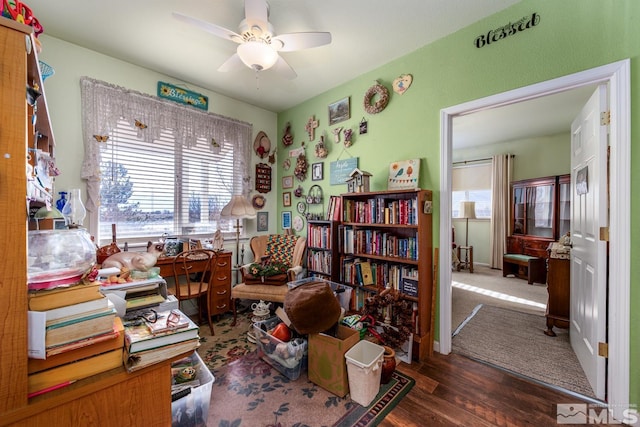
[490,154,513,269]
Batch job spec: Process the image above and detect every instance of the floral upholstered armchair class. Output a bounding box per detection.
[230,234,306,325]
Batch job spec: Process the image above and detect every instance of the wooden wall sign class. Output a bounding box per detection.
[255,163,272,193]
[474,12,540,49]
[157,81,208,110]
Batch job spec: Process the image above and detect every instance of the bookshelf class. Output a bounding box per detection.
[0,20,178,425]
[340,189,434,360]
[306,220,339,282]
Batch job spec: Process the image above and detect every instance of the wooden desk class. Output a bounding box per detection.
[155,251,232,316]
[456,245,473,273]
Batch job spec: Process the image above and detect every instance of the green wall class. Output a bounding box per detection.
[277,0,640,404]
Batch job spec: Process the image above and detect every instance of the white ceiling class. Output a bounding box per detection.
[28,0,520,113]
[27,0,593,148]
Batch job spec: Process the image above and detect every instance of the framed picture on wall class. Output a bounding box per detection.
[312,162,324,181]
[328,97,350,125]
[283,192,292,207]
[282,211,292,229]
[282,175,294,189]
[257,211,268,232]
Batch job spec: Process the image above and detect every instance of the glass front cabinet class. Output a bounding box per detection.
[511,174,571,242]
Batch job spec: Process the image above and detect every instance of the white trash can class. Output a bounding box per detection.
[344,340,385,406]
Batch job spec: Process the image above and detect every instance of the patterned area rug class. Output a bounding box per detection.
[197,312,414,427]
[208,351,414,427]
[198,311,256,373]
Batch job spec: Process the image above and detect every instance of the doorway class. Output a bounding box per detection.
[438,60,630,418]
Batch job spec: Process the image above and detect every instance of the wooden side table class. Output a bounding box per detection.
[457,245,474,273]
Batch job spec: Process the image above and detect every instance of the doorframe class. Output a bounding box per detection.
[438,59,630,415]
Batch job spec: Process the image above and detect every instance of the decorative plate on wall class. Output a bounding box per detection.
[252,194,266,210]
[293,215,305,232]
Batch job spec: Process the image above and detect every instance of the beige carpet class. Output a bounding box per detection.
[452,304,595,398]
[450,265,595,398]
[452,265,548,333]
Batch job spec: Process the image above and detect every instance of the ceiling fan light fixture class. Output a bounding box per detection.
[237,40,278,71]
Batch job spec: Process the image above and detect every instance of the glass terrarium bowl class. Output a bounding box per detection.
[27,228,96,290]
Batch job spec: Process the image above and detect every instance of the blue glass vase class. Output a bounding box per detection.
[56,191,67,212]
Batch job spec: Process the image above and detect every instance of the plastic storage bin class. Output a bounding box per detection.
[345,340,385,406]
[253,317,308,380]
[171,352,214,427]
[288,277,352,312]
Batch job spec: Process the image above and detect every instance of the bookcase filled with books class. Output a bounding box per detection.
[340,189,434,360]
[0,20,181,426]
[306,220,340,281]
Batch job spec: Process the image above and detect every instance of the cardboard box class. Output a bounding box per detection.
[308,325,360,397]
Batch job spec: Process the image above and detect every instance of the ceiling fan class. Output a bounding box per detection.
[173,0,331,79]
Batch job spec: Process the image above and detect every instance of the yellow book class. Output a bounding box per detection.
[360,261,374,286]
[28,348,123,395]
[28,283,103,311]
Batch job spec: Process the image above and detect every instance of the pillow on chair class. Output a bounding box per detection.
[243,256,289,286]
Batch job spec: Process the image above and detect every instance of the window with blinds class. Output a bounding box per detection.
[452,163,492,218]
[99,119,235,243]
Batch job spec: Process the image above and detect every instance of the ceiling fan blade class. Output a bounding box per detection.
[272,32,332,52]
[173,12,243,43]
[217,53,245,72]
[244,0,269,31]
[272,56,297,80]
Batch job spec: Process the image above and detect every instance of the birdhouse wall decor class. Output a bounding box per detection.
[345,168,372,193]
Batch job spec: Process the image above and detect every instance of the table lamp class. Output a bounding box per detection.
[221,195,256,283]
[459,200,476,247]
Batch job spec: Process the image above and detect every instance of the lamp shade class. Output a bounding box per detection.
[237,41,279,71]
[221,195,257,219]
[459,201,476,220]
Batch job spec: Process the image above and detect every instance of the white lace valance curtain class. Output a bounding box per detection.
[80,76,252,212]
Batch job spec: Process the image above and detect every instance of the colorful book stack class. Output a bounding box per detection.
[27,282,123,397]
[123,308,200,373]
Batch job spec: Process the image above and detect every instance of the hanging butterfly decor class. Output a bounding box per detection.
[93,135,109,142]
[134,120,148,129]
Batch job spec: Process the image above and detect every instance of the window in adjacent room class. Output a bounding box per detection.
[452,162,492,218]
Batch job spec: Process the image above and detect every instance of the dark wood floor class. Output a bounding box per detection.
[381,352,593,427]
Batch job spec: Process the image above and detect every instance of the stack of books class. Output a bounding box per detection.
[27,282,123,397]
[123,308,200,372]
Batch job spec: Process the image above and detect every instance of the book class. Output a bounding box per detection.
[44,296,111,327]
[27,348,123,395]
[123,338,200,372]
[45,308,117,348]
[29,317,124,374]
[124,309,199,353]
[359,261,374,286]
[146,310,191,335]
[28,282,104,311]
[126,293,166,310]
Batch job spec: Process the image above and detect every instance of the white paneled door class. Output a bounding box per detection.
[569,84,608,400]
